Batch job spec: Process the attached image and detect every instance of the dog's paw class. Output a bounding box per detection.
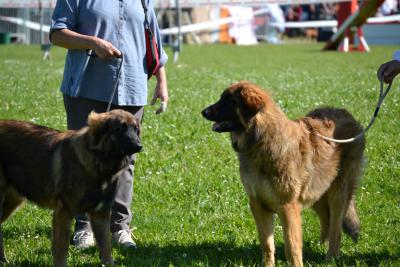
[0,255,8,264]
[101,258,114,266]
[325,251,341,261]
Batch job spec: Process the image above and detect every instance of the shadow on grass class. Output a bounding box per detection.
[116,241,400,267]
[112,241,397,267]
[116,242,261,266]
[8,241,399,266]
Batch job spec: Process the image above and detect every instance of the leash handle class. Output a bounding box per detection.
[315,80,393,144]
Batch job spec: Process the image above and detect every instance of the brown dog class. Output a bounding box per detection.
[202,81,365,267]
[0,109,142,267]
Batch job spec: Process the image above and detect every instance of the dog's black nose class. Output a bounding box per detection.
[127,142,142,154]
[134,144,143,152]
[201,108,210,118]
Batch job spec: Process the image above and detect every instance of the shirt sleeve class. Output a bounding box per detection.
[148,0,168,67]
[393,50,400,62]
[50,0,79,39]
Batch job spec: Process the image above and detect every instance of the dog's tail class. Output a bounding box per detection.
[342,197,360,243]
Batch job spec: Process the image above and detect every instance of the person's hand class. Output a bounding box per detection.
[150,67,168,115]
[377,60,400,84]
[91,37,121,59]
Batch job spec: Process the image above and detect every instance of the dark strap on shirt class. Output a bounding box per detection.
[140,0,151,29]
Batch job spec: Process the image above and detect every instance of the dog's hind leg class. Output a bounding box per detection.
[52,204,72,267]
[90,208,113,266]
[339,134,364,244]
[341,156,363,243]
[312,195,330,244]
[327,142,364,259]
[342,196,360,243]
[326,186,348,260]
[249,198,275,267]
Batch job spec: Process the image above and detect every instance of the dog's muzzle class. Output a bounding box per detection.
[202,106,244,133]
[201,107,213,120]
[202,107,232,133]
[129,142,142,154]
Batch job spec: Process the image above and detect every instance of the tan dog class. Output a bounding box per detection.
[0,109,142,267]
[202,81,365,267]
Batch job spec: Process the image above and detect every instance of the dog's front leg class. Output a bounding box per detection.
[249,198,275,267]
[90,208,113,266]
[52,206,72,267]
[0,194,7,263]
[278,202,303,267]
[0,228,7,264]
[0,169,8,263]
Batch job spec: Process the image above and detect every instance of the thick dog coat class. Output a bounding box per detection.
[0,109,142,267]
[202,82,365,267]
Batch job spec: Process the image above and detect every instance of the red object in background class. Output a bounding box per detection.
[323,0,385,52]
[337,0,358,28]
[337,0,368,52]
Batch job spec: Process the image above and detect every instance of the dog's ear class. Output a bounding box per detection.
[87,111,111,132]
[88,111,102,128]
[87,111,112,151]
[234,83,266,119]
[134,117,141,137]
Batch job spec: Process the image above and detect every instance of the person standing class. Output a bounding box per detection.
[377,50,400,84]
[50,0,168,249]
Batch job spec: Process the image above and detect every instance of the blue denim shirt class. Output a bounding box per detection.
[51,0,168,106]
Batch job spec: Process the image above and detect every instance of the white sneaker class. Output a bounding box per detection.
[73,230,96,249]
[112,229,137,249]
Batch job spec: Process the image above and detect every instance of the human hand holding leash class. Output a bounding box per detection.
[92,37,121,59]
[377,59,400,84]
[51,29,121,59]
[150,66,168,114]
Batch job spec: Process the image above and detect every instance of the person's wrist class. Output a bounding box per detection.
[156,78,167,89]
[87,36,100,51]
[156,77,167,86]
[156,66,165,78]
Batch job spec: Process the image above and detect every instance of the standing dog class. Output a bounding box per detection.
[202,81,365,267]
[0,109,142,267]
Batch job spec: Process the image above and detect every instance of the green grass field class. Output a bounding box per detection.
[0,43,399,266]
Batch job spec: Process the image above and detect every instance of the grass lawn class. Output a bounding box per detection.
[0,43,399,266]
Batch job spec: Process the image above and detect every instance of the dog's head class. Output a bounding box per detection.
[87,109,142,156]
[201,81,269,133]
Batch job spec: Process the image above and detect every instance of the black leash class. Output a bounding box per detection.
[86,50,124,112]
